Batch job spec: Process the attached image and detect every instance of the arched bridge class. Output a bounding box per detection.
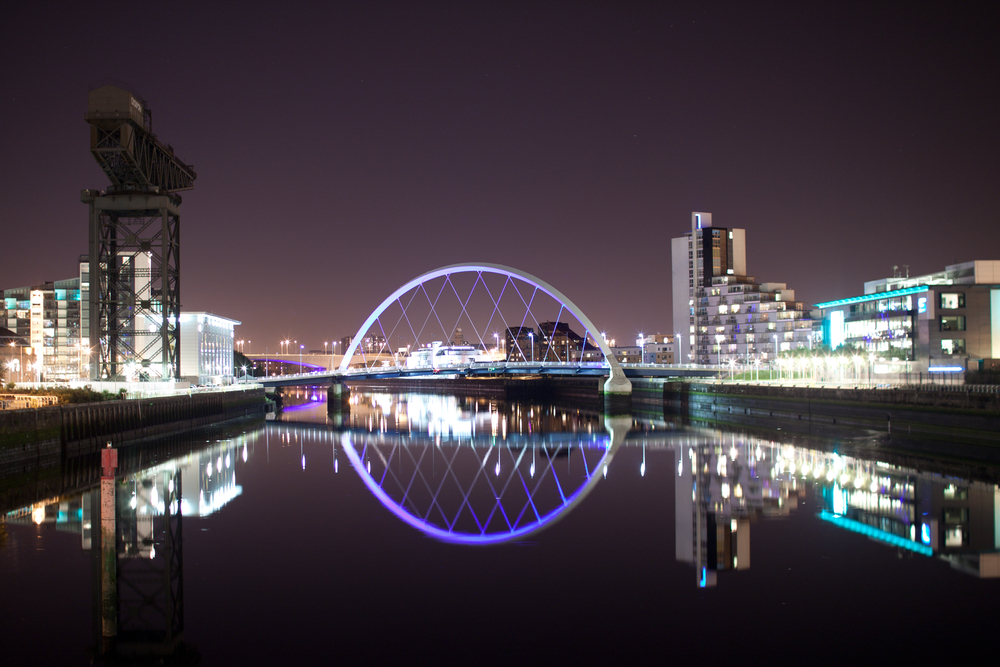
[256,263,714,390]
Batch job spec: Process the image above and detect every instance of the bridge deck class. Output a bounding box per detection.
[256,362,717,387]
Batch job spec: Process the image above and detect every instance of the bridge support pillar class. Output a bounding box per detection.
[602,367,632,415]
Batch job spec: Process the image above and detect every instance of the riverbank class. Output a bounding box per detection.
[631,380,1000,463]
[0,387,267,490]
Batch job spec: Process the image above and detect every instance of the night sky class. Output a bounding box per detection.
[2,2,998,350]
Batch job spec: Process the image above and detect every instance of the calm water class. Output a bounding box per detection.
[3,391,1000,665]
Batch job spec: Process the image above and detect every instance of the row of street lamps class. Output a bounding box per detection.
[237,338,346,378]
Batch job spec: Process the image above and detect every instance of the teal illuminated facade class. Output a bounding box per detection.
[1,278,83,381]
[816,261,1000,371]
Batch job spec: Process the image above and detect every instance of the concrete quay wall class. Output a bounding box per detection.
[633,380,1000,443]
[0,389,267,482]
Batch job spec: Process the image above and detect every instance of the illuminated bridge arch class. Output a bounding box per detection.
[339,263,630,393]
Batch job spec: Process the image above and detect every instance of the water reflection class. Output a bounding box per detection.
[330,391,608,438]
[324,391,1000,578]
[4,436,248,662]
[4,391,1000,662]
[329,417,630,544]
[673,433,1000,585]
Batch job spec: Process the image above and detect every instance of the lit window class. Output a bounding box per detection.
[939,293,965,309]
[941,339,966,355]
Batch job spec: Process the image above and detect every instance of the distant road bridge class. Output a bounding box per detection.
[255,264,717,391]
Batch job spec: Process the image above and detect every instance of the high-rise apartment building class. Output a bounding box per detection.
[671,212,815,366]
[1,278,83,381]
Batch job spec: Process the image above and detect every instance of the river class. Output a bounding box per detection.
[3,390,998,664]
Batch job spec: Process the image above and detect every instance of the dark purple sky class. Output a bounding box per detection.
[2,2,998,351]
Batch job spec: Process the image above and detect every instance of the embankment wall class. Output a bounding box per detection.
[0,389,266,484]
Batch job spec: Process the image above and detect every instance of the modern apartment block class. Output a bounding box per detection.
[3,255,238,384]
[816,260,1000,371]
[637,334,674,364]
[671,212,815,366]
[1,278,83,381]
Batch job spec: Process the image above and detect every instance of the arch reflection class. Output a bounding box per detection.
[340,416,630,544]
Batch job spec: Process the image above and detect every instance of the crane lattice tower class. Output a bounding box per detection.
[82,84,196,381]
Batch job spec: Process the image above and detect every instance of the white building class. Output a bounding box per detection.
[179,312,240,385]
[671,212,815,366]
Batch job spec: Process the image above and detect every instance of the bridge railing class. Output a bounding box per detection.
[258,360,726,381]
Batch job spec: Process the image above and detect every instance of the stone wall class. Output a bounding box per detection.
[633,380,1000,448]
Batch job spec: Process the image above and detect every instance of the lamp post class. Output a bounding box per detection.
[772,334,778,381]
[528,332,534,363]
[299,344,304,374]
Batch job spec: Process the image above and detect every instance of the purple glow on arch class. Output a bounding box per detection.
[339,433,612,545]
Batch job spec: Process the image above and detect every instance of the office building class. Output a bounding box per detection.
[817,260,1000,372]
[178,312,240,385]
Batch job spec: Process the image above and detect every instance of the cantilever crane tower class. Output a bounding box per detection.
[82,85,196,381]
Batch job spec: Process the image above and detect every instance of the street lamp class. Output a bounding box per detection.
[299,344,304,373]
[528,332,534,363]
[281,339,291,374]
[772,334,778,380]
